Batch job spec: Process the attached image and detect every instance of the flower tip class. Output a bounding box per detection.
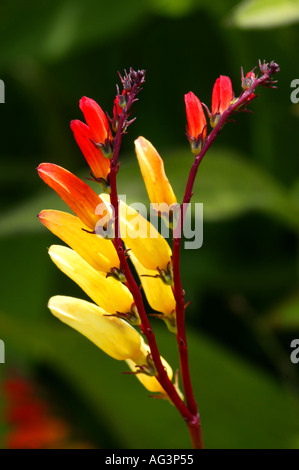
[134,136,149,151]
[79,96,96,111]
[36,163,45,173]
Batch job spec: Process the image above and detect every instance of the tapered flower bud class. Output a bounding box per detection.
[48,245,133,314]
[184,91,207,154]
[37,163,106,231]
[38,210,119,273]
[211,76,233,126]
[242,70,256,91]
[79,96,111,143]
[49,296,172,394]
[134,137,177,206]
[48,296,143,361]
[71,96,112,181]
[70,120,110,180]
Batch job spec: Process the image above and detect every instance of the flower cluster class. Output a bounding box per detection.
[38,69,177,397]
[38,62,279,448]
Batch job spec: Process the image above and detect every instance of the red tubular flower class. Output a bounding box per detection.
[212,75,233,117]
[71,120,110,180]
[184,92,207,153]
[79,96,111,143]
[37,163,106,230]
[70,97,112,180]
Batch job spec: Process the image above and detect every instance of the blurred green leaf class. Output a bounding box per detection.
[0,0,148,65]
[0,147,297,237]
[264,293,299,330]
[1,309,299,448]
[290,179,299,212]
[227,0,299,29]
[149,0,200,16]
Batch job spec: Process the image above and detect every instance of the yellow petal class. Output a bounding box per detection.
[48,296,142,361]
[101,194,172,272]
[39,210,119,273]
[130,253,175,317]
[48,245,133,314]
[135,137,177,206]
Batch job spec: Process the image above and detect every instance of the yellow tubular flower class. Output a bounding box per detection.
[48,245,133,314]
[48,296,143,360]
[48,296,173,394]
[130,253,175,317]
[134,137,177,206]
[101,194,172,273]
[39,210,119,273]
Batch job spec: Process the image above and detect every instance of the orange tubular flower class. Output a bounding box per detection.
[37,163,106,231]
[134,136,177,206]
[211,76,234,122]
[184,91,207,154]
[71,96,112,181]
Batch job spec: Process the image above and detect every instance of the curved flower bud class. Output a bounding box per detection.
[48,245,133,314]
[211,75,234,119]
[37,163,106,231]
[79,96,111,143]
[184,91,207,154]
[70,120,110,180]
[49,296,173,394]
[71,97,112,181]
[38,210,119,273]
[48,296,143,361]
[134,137,177,206]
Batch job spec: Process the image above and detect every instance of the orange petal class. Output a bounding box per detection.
[37,163,106,230]
[79,96,111,142]
[70,120,110,180]
[134,137,177,206]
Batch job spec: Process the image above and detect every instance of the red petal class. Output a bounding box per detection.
[212,76,233,115]
[79,96,111,143]
[184,92,207,139]
[70,119,110,179]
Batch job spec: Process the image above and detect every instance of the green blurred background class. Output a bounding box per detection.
[0,0,299,449]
